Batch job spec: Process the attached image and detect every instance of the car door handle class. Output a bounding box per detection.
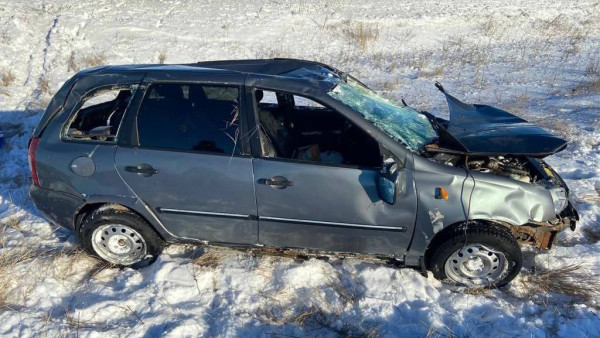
[258,176,293,189]
[125,164,159,176]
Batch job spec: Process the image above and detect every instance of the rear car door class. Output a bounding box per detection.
[115,81,258,244]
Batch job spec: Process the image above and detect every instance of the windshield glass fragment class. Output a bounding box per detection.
[328,80,437,151]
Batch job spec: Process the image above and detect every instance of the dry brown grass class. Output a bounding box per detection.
[326,271,360,305]
[256,301,380,336]
[479,16,504,40]
[0,28,10,44]
[1,216,22,232]
[586,57,600,77]
[50,248,107,284]
[519,264,600,301]
[571,78,600,95]
[81,54,106,68]
[539,14,588,41]
[577,193,600,206]
[254,44,295,60]
[1,69,15,87]
[69,52,107,72]
[334,21,380,51]
[421,65,446,79]
[39,76,51,95]
[252,263,379,335]
[375,78,400,92]
[573,51,600,93]
[193,247,229,268]
[0,216,109,309]
[397,27,416,43]
[536,14,589,56]
[0,243,108,310]
[424,321,456,338]
[0,242,48,307]
[157,51,167,64]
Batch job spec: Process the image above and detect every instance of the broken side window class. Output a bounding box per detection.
[64,86,133,142]
[294,95,325,108]
[255,89,381,168]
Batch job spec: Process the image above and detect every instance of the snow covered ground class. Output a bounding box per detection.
[0,0,599,336]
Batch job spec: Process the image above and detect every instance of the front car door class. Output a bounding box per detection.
[115,75,258,244]
[247,85,417,256]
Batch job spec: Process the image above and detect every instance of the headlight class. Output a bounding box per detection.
[549,187,568,214]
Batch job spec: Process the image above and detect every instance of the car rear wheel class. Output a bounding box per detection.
[79,206,165,267]
[427,222,522,287]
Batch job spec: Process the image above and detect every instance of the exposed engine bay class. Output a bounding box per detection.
[466,156,532,183]
[426,150,563,188]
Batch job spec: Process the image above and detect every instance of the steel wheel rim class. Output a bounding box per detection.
[444,244,508,286]
[91,224,147,265]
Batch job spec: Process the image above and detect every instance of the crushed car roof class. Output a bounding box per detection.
[189,58,336,76]
[82,59,338,78]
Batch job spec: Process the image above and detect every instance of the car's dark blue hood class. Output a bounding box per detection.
[435,84,567,157]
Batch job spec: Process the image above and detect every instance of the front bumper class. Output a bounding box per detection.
[507,201,579,250]
[29,185,84,230]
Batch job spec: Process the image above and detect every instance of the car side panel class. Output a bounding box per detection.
[29,185,84,230]
[30,71,158,231]
[114,147,259,244]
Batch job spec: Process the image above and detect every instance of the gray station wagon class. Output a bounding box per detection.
[28,59,578,287]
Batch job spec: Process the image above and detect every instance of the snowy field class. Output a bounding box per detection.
[0,0,599,336]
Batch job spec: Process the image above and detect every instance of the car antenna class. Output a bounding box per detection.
[435,81,445,93]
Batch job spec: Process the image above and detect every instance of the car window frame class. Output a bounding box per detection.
[60,84,137,145]
[125,81,250,158]
[249,87,383,171]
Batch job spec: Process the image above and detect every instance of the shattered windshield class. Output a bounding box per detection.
[282,65,437,151]
[328,79,437,151]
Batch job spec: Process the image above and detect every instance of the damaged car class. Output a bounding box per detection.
[28,59,578,287]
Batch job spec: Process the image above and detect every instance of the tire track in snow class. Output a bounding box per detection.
[24,15,60,111]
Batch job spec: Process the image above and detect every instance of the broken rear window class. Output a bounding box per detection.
[64,86,133,142]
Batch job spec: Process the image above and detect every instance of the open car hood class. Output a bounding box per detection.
[434,84,567,158]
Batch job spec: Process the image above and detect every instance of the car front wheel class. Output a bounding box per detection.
[427,222,522,287]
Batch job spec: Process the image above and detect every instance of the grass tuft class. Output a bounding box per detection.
[519,264,600,301]
[193,247,228,268]
[39,76,51,95]
[571,78,600,95]
[1,216,22,232]
[0,242,48,307]
[1,69,15,87]
[68,52,107,72]
[157,51,167,64]
[586,57,600,77]
[333,21,380,51]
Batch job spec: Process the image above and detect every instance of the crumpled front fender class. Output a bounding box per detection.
[465,170,555,224]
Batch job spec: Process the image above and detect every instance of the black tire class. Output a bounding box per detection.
[427,222,522,287]
[78,206,165,268]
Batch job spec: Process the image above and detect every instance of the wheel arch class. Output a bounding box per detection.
[73,196,172,242]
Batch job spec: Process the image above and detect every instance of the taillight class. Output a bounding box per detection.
[28,137,40,187]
